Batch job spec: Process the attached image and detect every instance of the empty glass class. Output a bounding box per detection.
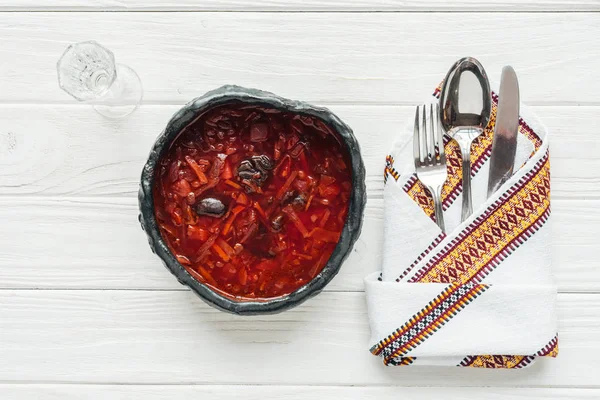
[57,40,143,119]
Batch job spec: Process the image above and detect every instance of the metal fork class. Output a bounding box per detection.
[414,103,447,232]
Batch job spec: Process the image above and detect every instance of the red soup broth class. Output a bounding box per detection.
[154,104,352,299]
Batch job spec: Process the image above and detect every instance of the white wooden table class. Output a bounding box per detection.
[1,1,599,398]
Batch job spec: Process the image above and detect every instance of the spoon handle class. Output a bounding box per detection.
[432,185,446,232]
[460,144,473,222]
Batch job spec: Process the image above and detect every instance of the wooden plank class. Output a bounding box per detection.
[0,196,377,291]
[0,197,594,292]
[1,0,599,12]
[0,104,597,291]
[1,385,599,400]
[0,105,596,199]
[0,290,594,385]
[0,13,598,104]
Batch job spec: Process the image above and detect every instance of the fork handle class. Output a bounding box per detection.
[460,147,473,222]
[431,185,445,232]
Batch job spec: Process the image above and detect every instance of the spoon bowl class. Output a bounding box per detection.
[439,57,491,221]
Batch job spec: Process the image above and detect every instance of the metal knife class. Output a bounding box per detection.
[487,66,520,198]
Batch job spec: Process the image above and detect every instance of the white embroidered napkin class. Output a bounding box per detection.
[365,86,558,368]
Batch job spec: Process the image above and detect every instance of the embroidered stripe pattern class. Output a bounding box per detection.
[457,334,558,368]
[387,356,415,366]
[384,155,400,184]
[371,282,472,355]
[370,283,489,364]
[396,232,446,282]
[459,354,535,369]
[403,95,499,217]
[408,152,550,284]
[519,118,542,152]
[406,87,542,218]
[375,84,556,368]
[377,153,553,367]
[537,334,559,357]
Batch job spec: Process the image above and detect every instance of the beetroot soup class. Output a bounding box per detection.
[154,104,352,299]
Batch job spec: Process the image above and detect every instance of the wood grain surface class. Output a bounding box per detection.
[0,105,596,198]
[1,291,598,386]
[2,386,599,400]
[0,4,598,399]
[0,13,598,105]
[0,0,599,11]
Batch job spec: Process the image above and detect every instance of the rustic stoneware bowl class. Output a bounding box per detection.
[138,85,366,315]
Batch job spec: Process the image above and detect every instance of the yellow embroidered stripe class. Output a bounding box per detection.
[409,153,550,284]
[370,283,489,361]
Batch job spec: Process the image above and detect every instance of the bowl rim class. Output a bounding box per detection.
[138,85,366,315]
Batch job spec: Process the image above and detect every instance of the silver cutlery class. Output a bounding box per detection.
[487,66,520,197]
[439,57,491,222]
[414,103,447,232]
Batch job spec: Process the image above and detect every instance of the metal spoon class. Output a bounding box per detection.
[439,57,491,222]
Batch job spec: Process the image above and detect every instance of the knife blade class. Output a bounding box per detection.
[487,66,520,198]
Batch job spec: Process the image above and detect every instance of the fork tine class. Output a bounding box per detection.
[435,103,445,164]
[420,104,427,165]
[413,105,420,168]
[413,103,447,232]
[427,104,436,166]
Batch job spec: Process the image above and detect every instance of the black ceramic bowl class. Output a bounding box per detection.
[138,85,366,315]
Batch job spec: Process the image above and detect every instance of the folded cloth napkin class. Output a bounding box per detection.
[365,84,558,368]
